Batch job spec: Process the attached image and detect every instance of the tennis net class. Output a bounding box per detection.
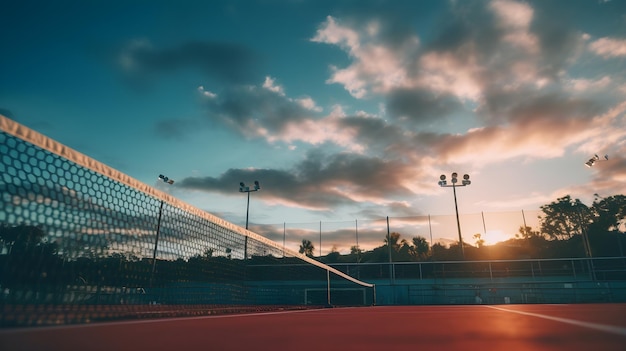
[0,115,375,327]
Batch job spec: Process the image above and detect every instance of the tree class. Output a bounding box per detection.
[588,194,626,256]
[0,223,46,255]
[515,226,543,240]
[410,236,430,260]
[324,245,341,263]
[540,195,590,240]
[350,245,362,256]
[384,232,402,252]
[590,194,626,233]
[473,233,485,248]
[431,242,455,261]
[0,223,61,288]
[299,239,315,257]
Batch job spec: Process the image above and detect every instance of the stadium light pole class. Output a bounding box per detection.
[151,174,174,287]
[239,180,261,230]
[438,173,471,259]
[239,181,261,259]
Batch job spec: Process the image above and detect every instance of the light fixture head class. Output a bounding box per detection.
[158,174,174,184]
[462,174,470,185]
[585,154,609,167]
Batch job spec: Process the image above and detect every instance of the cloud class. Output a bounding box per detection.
[312,0,592,113]
[589,37,626,58]
[177,150,418,212]
[566,76,612,92]
[295,97,323,112]
[197,78,367,151]
[117,39,261,86]
[311,15,420,98]
[435,93,619,164]
[262,76,285,96]
[489,0,538,53]
[385,88,463,125]
[198,86,217,99]
[170,0,626,221]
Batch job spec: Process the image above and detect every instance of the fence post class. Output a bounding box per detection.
[482,211,487,240]
[428,214,433,252]
[387,216,394,284]
[282,222,286,258]
[355,219,360,263]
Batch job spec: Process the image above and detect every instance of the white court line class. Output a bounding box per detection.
[485,305,626,337]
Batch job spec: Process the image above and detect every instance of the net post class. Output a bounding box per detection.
[326,269,331,306]
[371,284,377,306]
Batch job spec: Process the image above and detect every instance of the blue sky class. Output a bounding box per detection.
[1,0,626,251]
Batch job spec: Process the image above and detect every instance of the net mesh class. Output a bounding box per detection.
[0,115,375,327]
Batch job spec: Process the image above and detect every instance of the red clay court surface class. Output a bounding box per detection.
[2,304,626,351]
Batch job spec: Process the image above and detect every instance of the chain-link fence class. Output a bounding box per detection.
[249,210,543,256]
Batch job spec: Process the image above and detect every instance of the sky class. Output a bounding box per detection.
[1,0,626,252]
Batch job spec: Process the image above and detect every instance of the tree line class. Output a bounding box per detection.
[299,194,626,264]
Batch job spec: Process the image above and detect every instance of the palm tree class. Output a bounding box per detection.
[299,239,315,257]
[384,232,402,252]
[411,236,430,260]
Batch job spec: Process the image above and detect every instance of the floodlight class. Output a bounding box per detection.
[158,174,174,184]
[585,154,609,167]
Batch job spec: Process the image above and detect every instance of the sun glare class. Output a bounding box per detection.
[482,230,512,246]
